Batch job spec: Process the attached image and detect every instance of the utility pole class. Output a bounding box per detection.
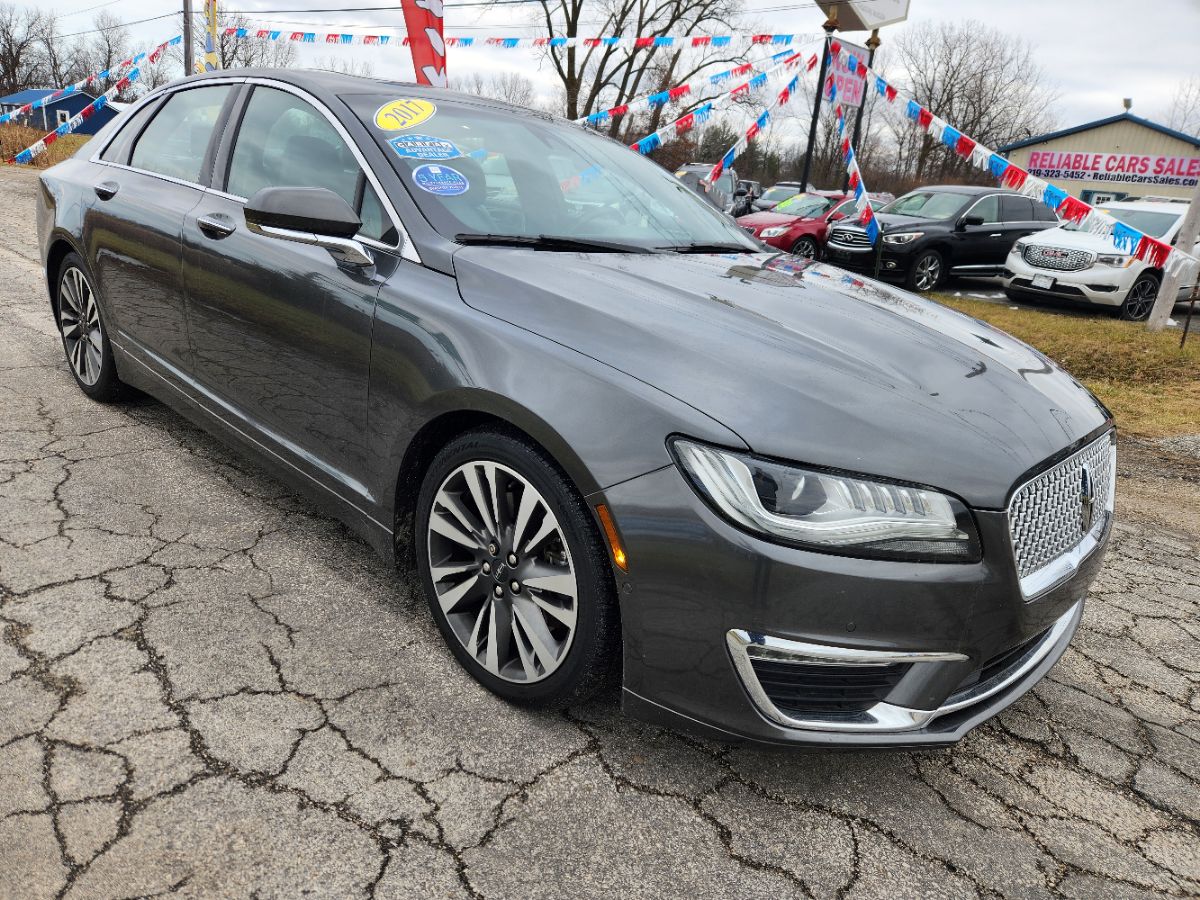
[800,5,838,192]
[1147,177,1200,331]
[183,0,194,77]
[843,28,879,192]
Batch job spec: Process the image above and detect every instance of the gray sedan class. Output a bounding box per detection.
[36,69,1114,746]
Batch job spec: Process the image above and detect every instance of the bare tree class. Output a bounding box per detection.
[1165,75,1200,137]
[451,71,536,108]
[213,15,297,69]
[0,3,44,94]
[36,12,87,89]
[78,11,136,99]
[311,54,375,78]
[881,21,1058,185]
[523,0,743,136]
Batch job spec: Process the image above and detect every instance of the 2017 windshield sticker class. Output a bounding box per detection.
[374,98,436,131]
[412,164,469,196]
[387,134,461,160]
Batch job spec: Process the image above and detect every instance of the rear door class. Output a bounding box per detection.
[181,83,404,504]
[84,84,238,371]
[999,195,1046,252]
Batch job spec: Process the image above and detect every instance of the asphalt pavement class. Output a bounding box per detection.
[1,166,1197,899]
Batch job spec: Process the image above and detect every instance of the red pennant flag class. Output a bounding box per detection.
[1002,166,1028,190]
[807,53,819,71]
[917,107,933,130]
[668,85,690,100]
[675,112,695,134]
[1134,235,1171,268]
[584,38,600,47]
[955,135,976,158]
[692,36,711,46]
[610,104,629,117]
[1058,196,1090,223]
[885,84,897,103]
[635,37,653,48]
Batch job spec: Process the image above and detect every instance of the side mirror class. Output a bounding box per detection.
[734,186,749,197]
[957,213,985,230]
[244,186,373,267]
[828,211,846,221]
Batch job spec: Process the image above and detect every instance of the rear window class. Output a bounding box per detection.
[1064,207,1179,238]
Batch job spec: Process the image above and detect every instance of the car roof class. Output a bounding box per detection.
[905,185,1000,195]
[1099,200,1189,215]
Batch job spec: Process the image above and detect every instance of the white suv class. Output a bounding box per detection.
[1003,200,1197,321]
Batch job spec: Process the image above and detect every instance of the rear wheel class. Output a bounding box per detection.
[1118,273,1159,321]
[415,429,619,707]
[791,236,818,259]
[905,249,943,292]
[55,252,124,402]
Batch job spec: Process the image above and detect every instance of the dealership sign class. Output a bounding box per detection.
[824,40,867,108]
[1025,150,1200,187]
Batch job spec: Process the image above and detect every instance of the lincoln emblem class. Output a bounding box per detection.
[1080,466,1096,534]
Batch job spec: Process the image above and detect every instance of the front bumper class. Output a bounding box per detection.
[598,460,1109,747]
[1003,252,1130,307]
[823,241,911,279]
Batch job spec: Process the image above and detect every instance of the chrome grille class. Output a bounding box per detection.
[1022,245,1093,271]
[1008,434,1114,581]
[830,229,870,247]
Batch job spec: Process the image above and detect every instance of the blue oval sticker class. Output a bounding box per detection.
[412,164,470,196]
[388,134,461,160]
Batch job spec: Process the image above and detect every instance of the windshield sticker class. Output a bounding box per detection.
[412,164,469,196]
[387,134,461,160]
[374,98,436,131]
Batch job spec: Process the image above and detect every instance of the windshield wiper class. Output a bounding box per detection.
[454,233,656,254]
[658,242,758,254]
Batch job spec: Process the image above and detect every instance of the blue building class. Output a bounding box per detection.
[0,89,124,134]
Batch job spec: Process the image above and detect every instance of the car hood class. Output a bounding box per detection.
[737,211,803,228]
[836,212,941,234]
[1022,226,1120,252]
[452,250,1110,507]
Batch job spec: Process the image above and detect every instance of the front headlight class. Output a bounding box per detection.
[671,439,980,562]
[1095,253,1130,267]
[760,226,789,238]
[882,231,923,245]
[1012,239,1028,255]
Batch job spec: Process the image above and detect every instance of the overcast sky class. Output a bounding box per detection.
[51,0,1198,131]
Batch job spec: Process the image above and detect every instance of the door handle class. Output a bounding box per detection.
[94,181,119,201]
[196,213,236,238]
[989,233,1003,238]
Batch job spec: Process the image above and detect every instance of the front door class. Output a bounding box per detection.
[181,84,403,504]
[84,84,235,370]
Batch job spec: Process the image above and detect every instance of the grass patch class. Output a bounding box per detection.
[933,296,1200,437]
[0,124,89,168]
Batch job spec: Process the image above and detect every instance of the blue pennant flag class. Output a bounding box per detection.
[906,99,920,120]
[636,133,661,155]
[1042,184,1068,210]
[721,146,737,169]
[549,37,568,47]
[940,125,961,149]
[647,91,670,107]
[654,36,674,46]
[988,154,1009,180]
[865,218,880,244]
[1111,220,1142,253]
[712,36,731,47]
[876,76,887,96]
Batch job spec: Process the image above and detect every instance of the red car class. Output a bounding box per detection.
[737,192,854,258]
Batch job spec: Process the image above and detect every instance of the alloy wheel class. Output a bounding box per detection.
[59,266,103,386]
[1122,278,1157,321]
[914,254,941,291]
[793,238,817,259]
[426,460,578,683]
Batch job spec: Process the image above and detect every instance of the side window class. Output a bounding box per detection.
[100,98,163,164]
[226,86,396,244]
[56,109,70,126]
[717,172,734,196]
[1001,195,1034,222]
[1034,203,1059,223]
[129,86,230,183]
[969,195,1001,224]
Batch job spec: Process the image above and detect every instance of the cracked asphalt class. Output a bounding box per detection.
[1,165,1198,899]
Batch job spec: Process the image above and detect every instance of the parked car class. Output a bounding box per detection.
[675,162,739,214]
[37,70,1113,747]
[737,191,853,257]
[825,185,1059,291]
[1004,200,1198,321]
[752,180,806,211]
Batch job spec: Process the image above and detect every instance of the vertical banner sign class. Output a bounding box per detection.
[400,0,447,86]
[204,0,220,70]
[824,39,866,107]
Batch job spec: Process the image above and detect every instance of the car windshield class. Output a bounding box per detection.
[1063,207,1180,239]
[881,191,972,219]
[350,96,757,251]
[774,192,834,218]
[760,185,800,203]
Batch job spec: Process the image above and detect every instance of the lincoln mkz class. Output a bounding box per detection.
[36,71,1115,746]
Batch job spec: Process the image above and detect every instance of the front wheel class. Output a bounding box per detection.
[905,249,944,292]
[415,429,619,707]
[1118,273,1159,321]
[791,236,818,259]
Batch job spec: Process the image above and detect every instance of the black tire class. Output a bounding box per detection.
[791,236,818,259]
[54,252,124,402]
[415,428,619,707]
[904,249,944,292]
[1118,272,1159,322]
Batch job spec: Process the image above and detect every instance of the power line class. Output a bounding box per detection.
[54,0,126,19]
[57,12,180,39]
